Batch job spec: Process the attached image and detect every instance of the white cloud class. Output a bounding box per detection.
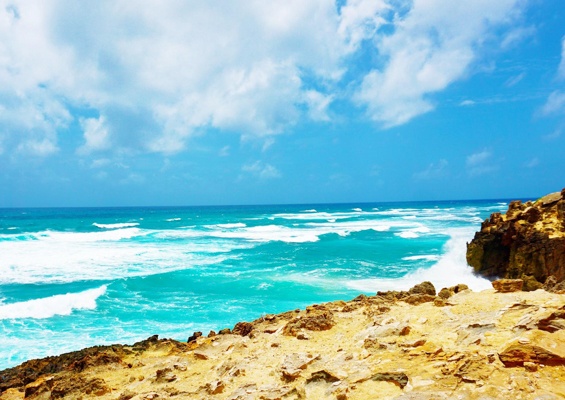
[559,36,565,80]
[505,72,526,87]
[338,0,389,51]
[540,91,565,116]
[466,150,491,166]
[355,0,526,127]
[17,138,58,156]
[0,0,531,156]
[1,0,347,155]
[242,161,281,180]
[77,116,110,154]
[459,100,476,107]
[466,149,497,177]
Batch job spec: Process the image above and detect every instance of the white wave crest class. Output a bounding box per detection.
[346,227,492,293]
[93,222,139,229]
[0,285,107,320]
[402,255,441,261]
[213,223,247,229]
[394,226,431,239]
[166,218,181,222]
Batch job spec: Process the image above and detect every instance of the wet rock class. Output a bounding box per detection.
[218,328,232,335]
[492,279,523,293]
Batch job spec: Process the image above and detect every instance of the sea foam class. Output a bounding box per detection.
[345,227,492,293]
[0,285,107,320]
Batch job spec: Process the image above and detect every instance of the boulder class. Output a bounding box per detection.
[408,281,436,296]
[492,279,523,293]
[283,309,335,336]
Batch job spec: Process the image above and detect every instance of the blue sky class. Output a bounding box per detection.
[0,0,564,207]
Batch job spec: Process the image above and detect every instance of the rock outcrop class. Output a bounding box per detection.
[467,188,565,289]
[2,283,565,399]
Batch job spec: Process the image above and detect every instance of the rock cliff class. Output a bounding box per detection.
[2,283,565,399]
[466,188,565,290]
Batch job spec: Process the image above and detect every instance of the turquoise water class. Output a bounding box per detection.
[0,200,509,369]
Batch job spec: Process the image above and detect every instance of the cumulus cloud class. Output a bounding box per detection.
[355,0,526,127]
[77,116,110,154]
[0,0,531,157]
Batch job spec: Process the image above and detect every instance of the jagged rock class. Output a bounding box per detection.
[408,281,436,296]
[521,274,543,291]
[283,309,335,336]
[364,372,409,389]
[492,279,523,293]
[155,368,176,383]
[498,330,565,367]
[51,377,110,398]
[232,322,254,336]
[537,308,565,332]
[467,189,565,286]
[280,353,320,381]
[23,376,54,398]
[403,294,436,305]
[206,380,225,395]
[306,370,341,383]
[187,331,202,343]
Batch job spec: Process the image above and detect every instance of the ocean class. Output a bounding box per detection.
[0,200,510,370]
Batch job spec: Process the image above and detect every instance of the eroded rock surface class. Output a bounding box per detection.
[2,284,565,399]
[467,188,565,288]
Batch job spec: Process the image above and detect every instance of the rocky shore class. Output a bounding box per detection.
[467,188,565,291]
[1,280,565,400]
[2,189,565,399]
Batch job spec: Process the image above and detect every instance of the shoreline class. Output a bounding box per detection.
[2,281,565,399]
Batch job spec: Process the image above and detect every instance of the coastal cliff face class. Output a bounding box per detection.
[2,283,565,399]
[467,188,565,289]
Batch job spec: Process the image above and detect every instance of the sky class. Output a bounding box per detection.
[0,0,564,207]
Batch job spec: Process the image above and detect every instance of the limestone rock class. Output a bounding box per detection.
[283,309,335,336]
[492,279,523,293]
[467,189,565,286]
[498,330,565,367]
[232,322,254,336]
[280,353,320,381]
[408,281,436,296]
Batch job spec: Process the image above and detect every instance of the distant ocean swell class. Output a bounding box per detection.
[0,201,508,369]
